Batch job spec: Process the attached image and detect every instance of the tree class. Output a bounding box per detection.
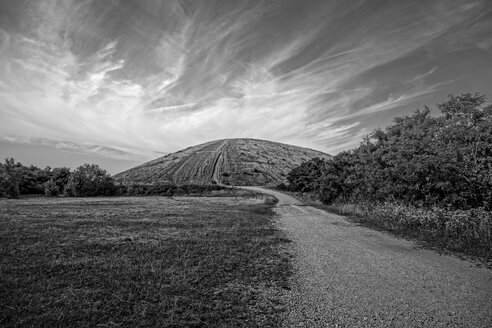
[19,165,51,194]
[285,93,492,210]
[65,164,116,197]
[49,167,71,195]
[44,179,59,197]
[287,157,327,192]
[0,158,22,198]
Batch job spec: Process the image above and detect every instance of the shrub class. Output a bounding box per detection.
[287,157,326,192]
[65,164,116,197]
[286,93,492,211]
[276,182,288,190]
[44,179,59,197]
[122,183,229,197]
[50,167,71,195]
[0,158,21,199]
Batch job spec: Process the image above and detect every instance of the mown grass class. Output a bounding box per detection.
[0,196,291,327]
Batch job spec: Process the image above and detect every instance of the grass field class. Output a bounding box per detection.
[0,196,291,327]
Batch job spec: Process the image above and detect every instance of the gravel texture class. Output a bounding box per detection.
[242,187,492,328]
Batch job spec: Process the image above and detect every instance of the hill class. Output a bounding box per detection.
[114,138,331,186]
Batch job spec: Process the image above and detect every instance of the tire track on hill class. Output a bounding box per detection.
[172,144,208,184]
[241,186,492,328]
[172,140,228,184]
[114,139,331,185]
[211,140,229,185]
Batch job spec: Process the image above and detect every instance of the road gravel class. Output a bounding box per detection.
[242,187,492,328]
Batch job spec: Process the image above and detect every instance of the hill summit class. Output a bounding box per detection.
[114,139,331,186]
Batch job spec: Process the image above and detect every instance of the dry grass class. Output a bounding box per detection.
[327,202,492,260]
[0,196,291,327]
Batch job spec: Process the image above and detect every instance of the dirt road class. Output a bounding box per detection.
[241,187,492,327]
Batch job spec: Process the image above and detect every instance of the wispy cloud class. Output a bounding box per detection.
[0,0,491,167]
[0,134,160,161]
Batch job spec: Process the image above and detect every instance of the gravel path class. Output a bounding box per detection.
[242,187,492,328]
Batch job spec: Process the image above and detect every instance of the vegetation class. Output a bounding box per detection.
[283,157,326,193]
[285,93,492,258]
[123,183,227,197]
[0,196,291,327]
[45,167,71,196]
[0,159,72,198]
[64,164,116,197]
[0,158,266,199]
[0,158,21,198]
[327,202,491,259]
[0,160,117,198]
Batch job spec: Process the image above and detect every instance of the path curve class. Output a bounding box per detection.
[241,186,492,327]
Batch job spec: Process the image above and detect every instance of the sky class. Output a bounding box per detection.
[0,0,491,174]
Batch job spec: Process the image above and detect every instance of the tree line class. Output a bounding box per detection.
[0,160,231,199]
[285,93,491,211]
[0,161,116,198]
[282,93,491,257]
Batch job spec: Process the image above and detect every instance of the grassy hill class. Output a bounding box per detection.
[114,138,331,186]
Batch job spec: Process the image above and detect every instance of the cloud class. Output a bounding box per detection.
[0,134,160,161]
[0,0,491,166]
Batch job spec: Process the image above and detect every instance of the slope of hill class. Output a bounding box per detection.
[114,138,331,186]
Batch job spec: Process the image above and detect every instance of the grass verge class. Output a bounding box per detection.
[278,190,491,266]
[0,196,291,327]
[327,202,491,262]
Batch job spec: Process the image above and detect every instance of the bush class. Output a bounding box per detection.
[276,182,288,190]
[286,157,326,192]
[123,183,228,197]
[50,167,71,195]
[286,93,492,210]
[44,179,59,197]
[0,158,21,199]
[65,164,116,197]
